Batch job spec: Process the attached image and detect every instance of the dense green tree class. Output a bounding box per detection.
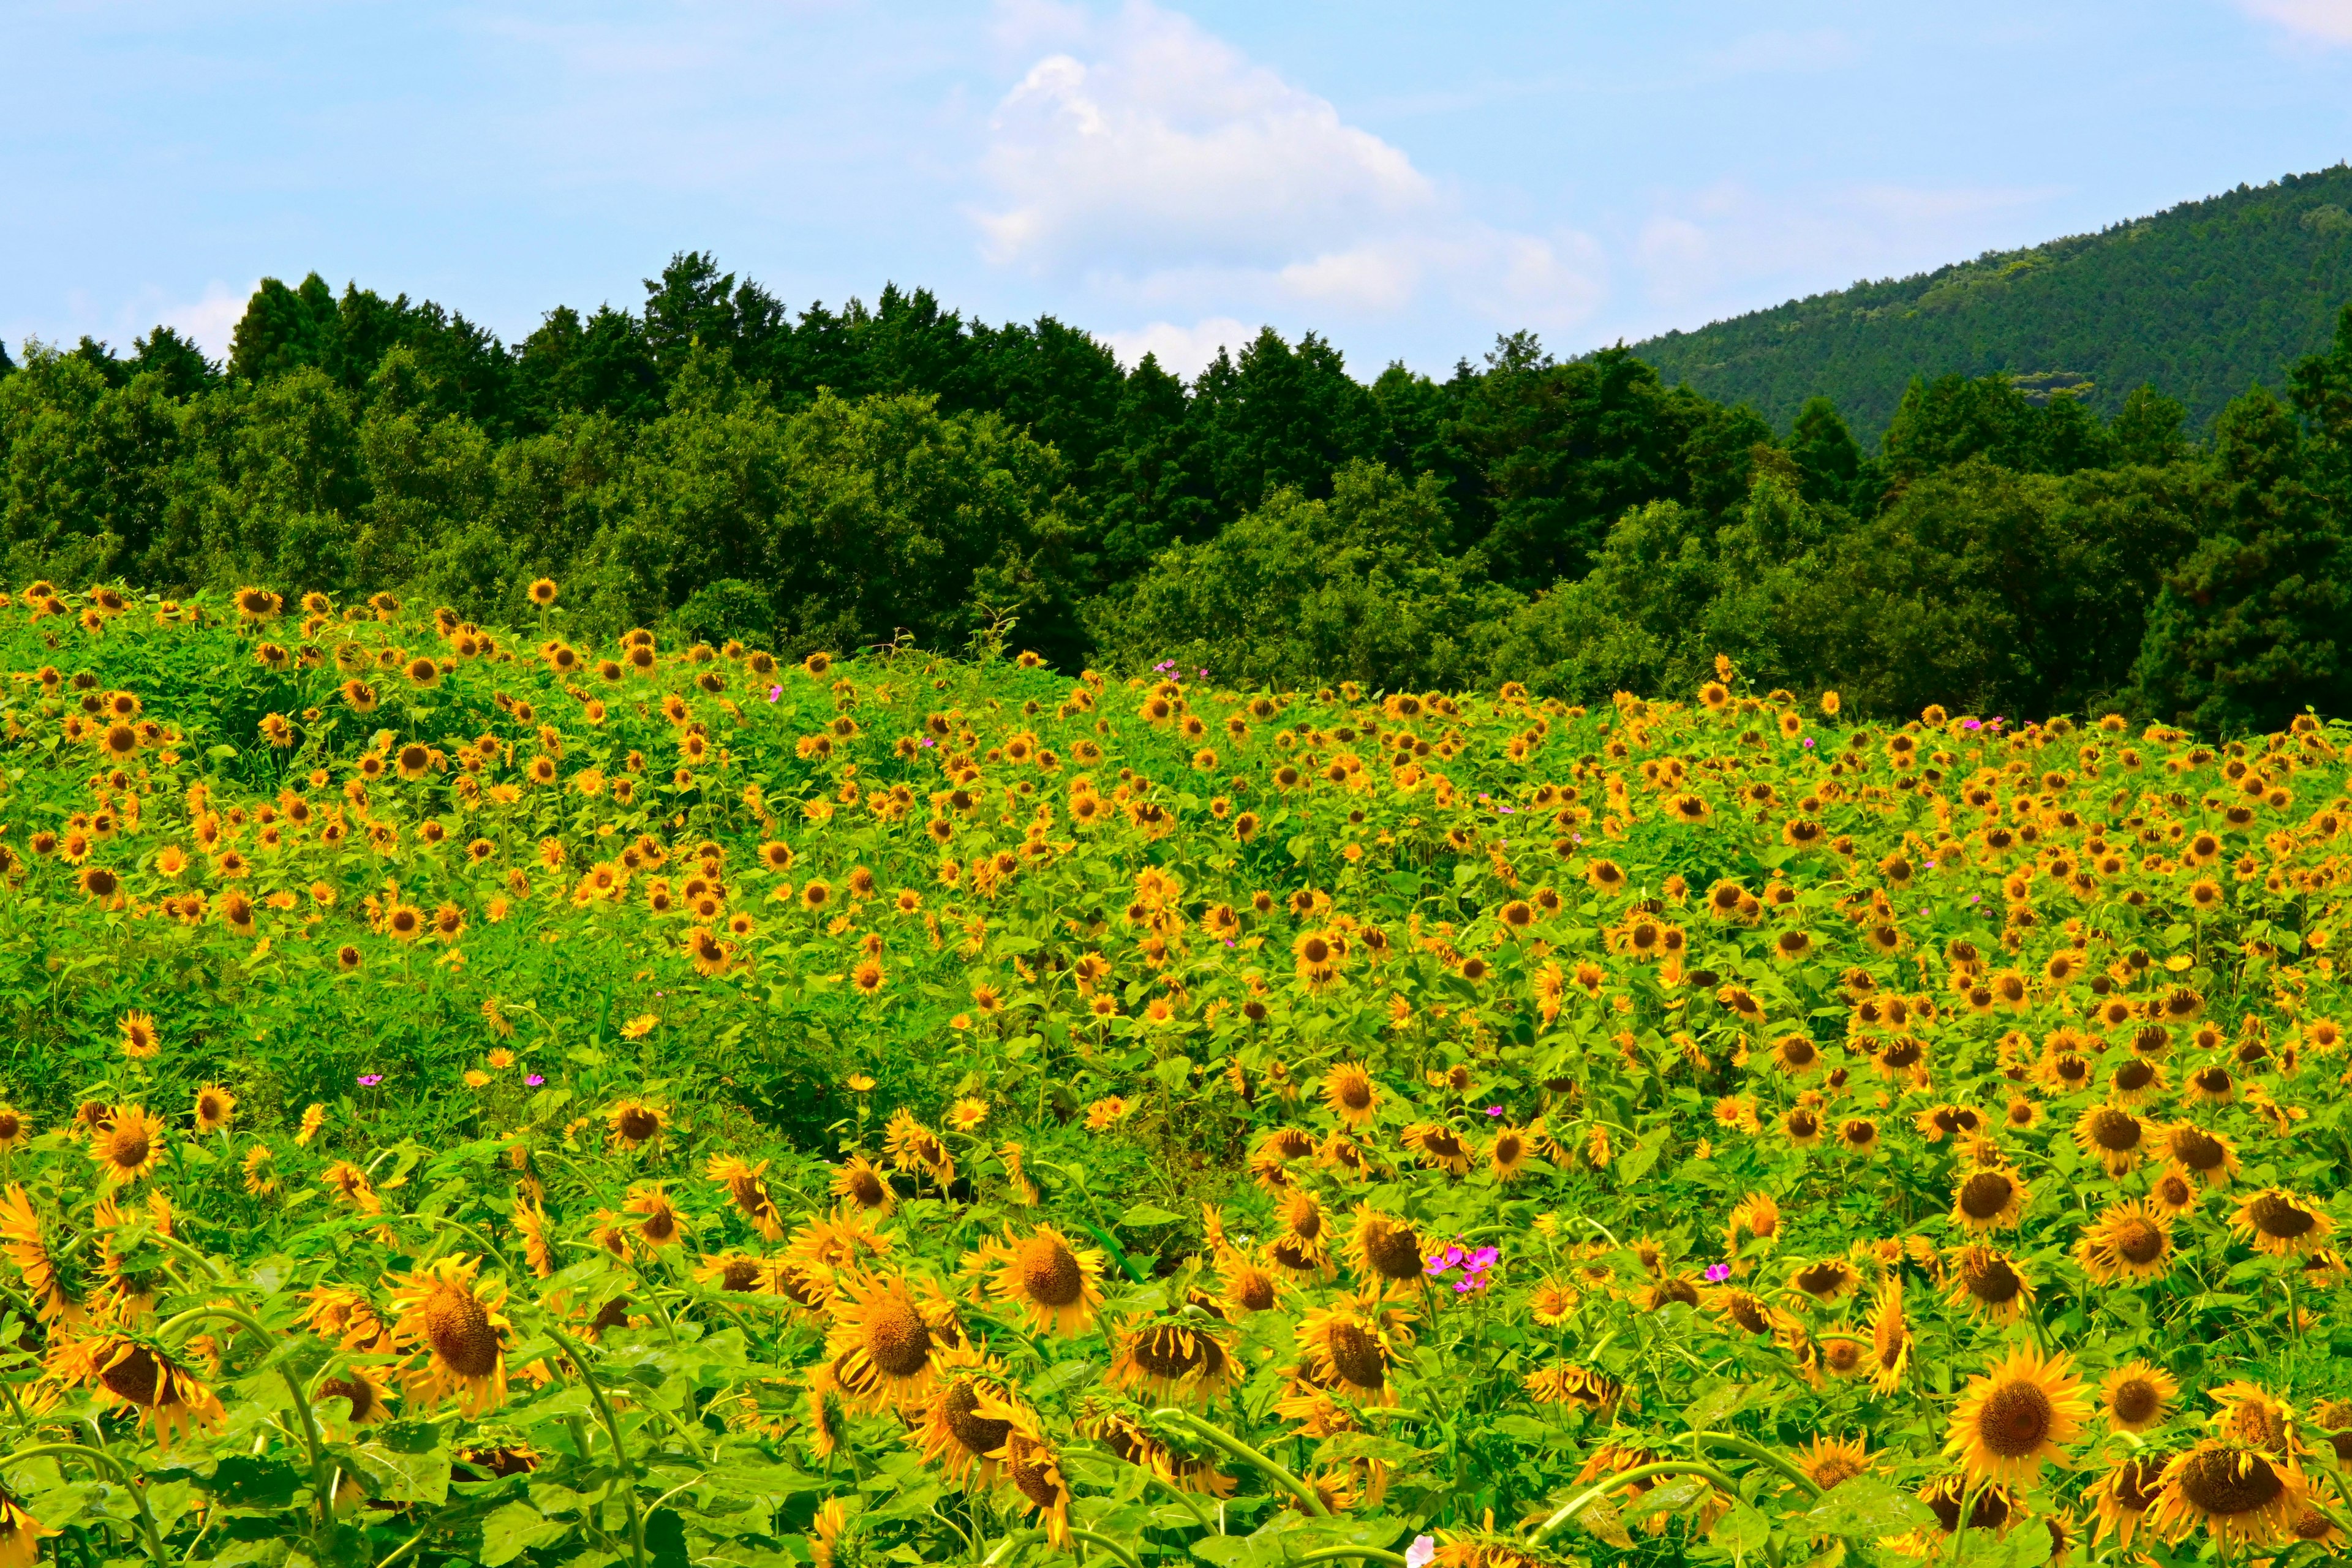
[1090,461,1513,691]
[2132,386,2352,732]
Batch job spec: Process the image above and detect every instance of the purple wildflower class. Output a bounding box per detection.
[1704,1263,1732,1283]
[357,1073,383,1087]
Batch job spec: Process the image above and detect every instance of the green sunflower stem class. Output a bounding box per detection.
[1291,1550,1411,1567]
[159,1303,334,1532]
[2,1442,167,1566]
[1689,1432,1820,1495]
[1148,1408,1329,1517]
[1525,1460,1746,1547]
[543,1319,649,1568]
[1068,1529,1147,1568]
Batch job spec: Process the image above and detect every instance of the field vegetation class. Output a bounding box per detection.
[0,586,2345,1566]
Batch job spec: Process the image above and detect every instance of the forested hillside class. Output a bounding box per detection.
[1629,164,2352,439]
[5,244,2352,736]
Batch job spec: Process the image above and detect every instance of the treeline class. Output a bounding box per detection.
[3,255,2351,733]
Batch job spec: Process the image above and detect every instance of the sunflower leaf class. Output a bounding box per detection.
[1802,1477,1935,1538]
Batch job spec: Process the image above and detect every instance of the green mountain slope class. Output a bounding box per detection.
[1627,163,2352,441]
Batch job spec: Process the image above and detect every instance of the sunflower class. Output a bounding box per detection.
[1486,1123,1531,1180]
[916,1347,1024,1487]
[1001,1412,1074,1545]
[1400,1122,1473,1176]
[1943,1244,2034,1324]
[2090,1453,2168,1548]
[831,1153,896,1213]
[1837,1117,1880,1155]
[986,1224,1106,1336]
[1106,1310,1240,1406]
[2072,1104,2147,1177]
[623,1184,688,1249]
[1292,1293,1413,1404]
[2075,1199,2177,1285]
[1083,1400,1236,1497]
[89,1105,164,1185]
[191,1084,235,1134]
[118,1010,160,1060]
[707,1155,786,1240]
[606,1099,668,1152]
[823,1270,956,1411]
[2158,1121,2240,1189]
[1321,1061,1379,1128]
[1785,1256,1860,1307]
[2148,1167,2199,1216]
[1944,1344,2088,1487]
[1868,1276,1911,1394]
[1819,1336,1866,1379]
[2100,1361,2178,1433]
[0,1491,55,1568]
[1950,1166,2029,1233]
[1779,1107,1824,1148]
[0,1186,76,1322]
[1795,1436,1874,1491]
[1216,1250,1283,1316]
[1342,1206,1427,1287]
[2209,1379,2298,1455]
[1725,1191,1781,1259]
[314,1365,394,1428]
[513,1195,557,1278]
[695,1253,767,1294]
[2231,1188,2335,1257]
[2148,1441,2312,1550]
[386,1255,511,1415]
[56,1332,227,1446]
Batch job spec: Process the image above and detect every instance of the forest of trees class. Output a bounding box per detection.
[1634,163,2352,439]
[4,251,2352,734]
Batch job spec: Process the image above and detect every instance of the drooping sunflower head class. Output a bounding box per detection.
[1344,1206,1426,1286]
[1942,1244,2034,1324]
[387,1255,511,1415]
[2149,1440,2312,1550]
[2231,1189,2334,1258]
[2090,1452,2168,1548]
[61,1332,227,1447]
[915,1348,1023,1486]
[1321,1061,1379,1128]
[1109,1311,1242,1406]
[0,1489,56,1568]
[1786,1256,1860,1306]
[623,1183,687,1249]
[605,1098,668,1152]
[2158,1121,2239,1188]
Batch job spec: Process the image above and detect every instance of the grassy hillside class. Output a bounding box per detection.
[1628,164,2352,440]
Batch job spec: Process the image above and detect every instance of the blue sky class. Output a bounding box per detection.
[6,0,2351,379]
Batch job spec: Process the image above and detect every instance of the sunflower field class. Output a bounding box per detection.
[0,581,2348,1568]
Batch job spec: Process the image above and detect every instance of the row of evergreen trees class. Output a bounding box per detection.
[4,255,2350,732]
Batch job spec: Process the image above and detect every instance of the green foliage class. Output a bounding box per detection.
[1633,162,2352,438]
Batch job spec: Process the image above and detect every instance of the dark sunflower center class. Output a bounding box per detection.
[99,1345,164,1406]
[720,1259,761,1292]
[1325,1321,1386,1389]
[2115,1061,2155,1091]
[2179,1449,2284,1517]
[2089,1110,2141,1151]
[1796,1263,1846,1297]
[1362,1220,1423,1280]
[592,1296,632,1331]
[1976,1381,2052,1457]
[2109,1379,2162,1425]
[617,1108,660,1141]
[2113,1457,2165,1510]
[1234,1270,1276,1312]
[864,1300,933,1378]
[1965,1257,2022,1304]
[2172,1129,2225,1170]
[1011,1455,1063,1509]
[1018,1238,1085,1307]
[1958,1173,2015,1219]
[943,1381,1011,1457]
[107,1129,151,1170]
[423,1283,500,1378]
[1789,1112,1819,1138]
[1132,1325,1216,1380]
[2250,1193,2316,1239]
[2114,1218,2166,1265]
[1494,1134,1524,1163]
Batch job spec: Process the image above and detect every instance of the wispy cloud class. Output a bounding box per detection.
[2237,0,2352,45]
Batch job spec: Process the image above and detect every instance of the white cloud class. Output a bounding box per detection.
[1698,28,1861,78]
[155,281,252,360]
[2239,0,2352,43]
[973,1,1606,365]
[1099,315,1254,376]
[974,4,1431,270]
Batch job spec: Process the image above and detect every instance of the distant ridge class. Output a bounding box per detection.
[1623,163,2352,442]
